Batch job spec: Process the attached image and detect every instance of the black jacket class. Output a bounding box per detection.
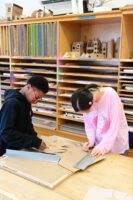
[0,89,42,156]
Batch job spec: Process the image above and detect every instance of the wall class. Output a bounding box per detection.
[0,0,133,19]
[103,0,133,8]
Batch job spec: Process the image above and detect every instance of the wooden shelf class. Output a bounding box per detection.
[120,59,133,62]
[59,108,77,114]
[0,56,10,58]
[59,115,83,123]
[1,81,10,84]
[123,104,133,107]
[60,65,118,70]
[58,79,118,87]
[59,72,118,79]
[32,104,56,110]
[33,111,56,118]
[120,66,133,69]
[43,99,57,103]
[0,69,10,72]
[0,9,133,140]
[119,94,133,97]
[12,70,56,75]
[60,58,120,62]
[119,89,133,93]
[58,101,71,105]
[11,56,56,60]
[126,116,133,120]
[0,62,10,65]
[119,80,133,83]
[12,63,56,67]
[58,86,76,91]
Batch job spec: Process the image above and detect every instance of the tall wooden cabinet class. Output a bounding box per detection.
[119,9,133,154]
[0,57,10,108]
[57,11,121,138]
[0,8,133,151]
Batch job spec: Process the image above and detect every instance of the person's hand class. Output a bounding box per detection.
[82,142,93,152]
[38,140,47,151]
[90,146,103,157]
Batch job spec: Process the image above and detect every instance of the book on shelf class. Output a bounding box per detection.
[36,102,56,108]
[3,73,10,77]
[128,126,133,133]
[63,113,83,120]
[60,123,85,135]
[60,92,73,97]
[60,105,73,110]
[32,107,56,114]
[42,96,56,101]
[120,76,133,80]
[121,97,133,104]
[9,22,57,57]
[0,85,10,89]
[0,67,9,71]
[124,109,133,115]
[32,116,56,130]
[12,81,27,85]
[124,86,133,90]
[123,69,133,73]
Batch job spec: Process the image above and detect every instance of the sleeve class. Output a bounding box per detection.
[96,91,122,154]
[29,122,37,136]
[0,100,42,149]
[29,110,37,136]
[83,114,96,146]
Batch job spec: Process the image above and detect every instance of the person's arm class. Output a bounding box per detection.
[93,91,122,155]
[1,100,42,150]
[28,111,47,151]
[28,110,38,136]
[83,114,96,147]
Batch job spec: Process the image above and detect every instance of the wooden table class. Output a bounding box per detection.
[0,154,132,200]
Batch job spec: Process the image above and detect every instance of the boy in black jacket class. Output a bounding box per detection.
[0,75,49,156]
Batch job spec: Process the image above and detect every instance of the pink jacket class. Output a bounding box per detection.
[83,87,129,154]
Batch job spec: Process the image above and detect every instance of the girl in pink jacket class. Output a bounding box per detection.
[71,84,129,156]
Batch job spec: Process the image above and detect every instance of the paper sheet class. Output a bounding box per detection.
[83,186,132,200]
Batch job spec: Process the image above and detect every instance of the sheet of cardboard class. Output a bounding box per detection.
[0,156,72,189]
[42,135,88,172]
[0,136,105,188]
[42,136,104,172]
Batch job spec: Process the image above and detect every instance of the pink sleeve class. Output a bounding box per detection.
[83,114,96,146]
[96,91,122,154]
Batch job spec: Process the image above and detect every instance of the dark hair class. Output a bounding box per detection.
[71,84,99,112]
[27,75,49,94]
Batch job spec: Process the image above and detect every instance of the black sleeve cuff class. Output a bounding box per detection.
[32,137,42,149]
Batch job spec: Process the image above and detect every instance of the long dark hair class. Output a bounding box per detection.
[71,84,99,112]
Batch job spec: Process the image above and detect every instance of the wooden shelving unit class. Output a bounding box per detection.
[0,26,10,56]
[118,61,133,156]
[0,9,133,153]
[57,11,121,137]
[119,61,133,121]
[0,57,10,107]
[57,59,119,136]
[119,11,133,156]
[11,57,57,130]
